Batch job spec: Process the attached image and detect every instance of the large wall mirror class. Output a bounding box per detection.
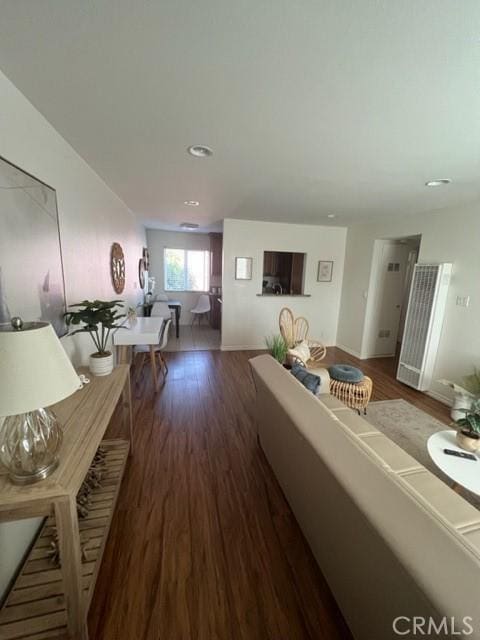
[0,156,66,336]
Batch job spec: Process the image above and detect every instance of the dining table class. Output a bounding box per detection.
[113,316,165,390]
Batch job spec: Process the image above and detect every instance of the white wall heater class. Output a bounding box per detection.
[397,263,452,391]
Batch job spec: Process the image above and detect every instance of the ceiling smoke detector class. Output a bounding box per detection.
[188,145,213,158]
[425,179,452,187]
[180,222,199,230]
[184,200,200,206]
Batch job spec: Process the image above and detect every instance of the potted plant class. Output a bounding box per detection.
[265,334,289,367]
[438,377,476,422]
[127,305,138,323]
[455,398,480,452]
[65,300,126,376]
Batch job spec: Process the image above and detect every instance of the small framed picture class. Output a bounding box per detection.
[317,260,333,282]
[235,257,253,280]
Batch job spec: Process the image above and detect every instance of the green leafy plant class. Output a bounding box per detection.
[265,334,288,364]
[65,300,126,356]
[456,398,480,436]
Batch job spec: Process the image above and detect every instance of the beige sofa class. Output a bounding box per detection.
[250,355,480,640]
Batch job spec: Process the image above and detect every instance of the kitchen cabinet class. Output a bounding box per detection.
[263,251,280,276]
[209,295,222,330]
[290,253,305,294]
[209,233,223,278]
[262,251,306,294]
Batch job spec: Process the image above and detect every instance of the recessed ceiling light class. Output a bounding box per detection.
[425,179,452,187]
[327,214,336,219]
[188,145,213,158]
[184,200,200,206]
[180,222,199,230]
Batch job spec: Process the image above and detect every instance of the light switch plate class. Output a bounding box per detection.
[456,296,470,307]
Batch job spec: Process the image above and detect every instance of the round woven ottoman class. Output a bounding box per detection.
[328,365,373,414]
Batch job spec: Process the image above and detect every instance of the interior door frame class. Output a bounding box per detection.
[359,236,421,359]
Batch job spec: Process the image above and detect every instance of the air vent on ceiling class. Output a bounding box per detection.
[180,222,199,230]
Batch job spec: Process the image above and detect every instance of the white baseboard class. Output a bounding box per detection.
[426,389,453,407]
[362,352,396,359]
[335,343,363,359]
[222,342,338,353]
[221,344,266,352]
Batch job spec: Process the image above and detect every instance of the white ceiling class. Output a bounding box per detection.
[1,1,480,231]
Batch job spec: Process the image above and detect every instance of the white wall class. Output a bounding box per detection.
[337,203,480,403]
[146,229,212,324]
[221,219,347,349]
[0,70,145,599]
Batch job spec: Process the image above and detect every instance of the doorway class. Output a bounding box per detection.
[361,235,421,360]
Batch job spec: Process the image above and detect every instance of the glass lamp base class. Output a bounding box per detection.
[0,408,63,485]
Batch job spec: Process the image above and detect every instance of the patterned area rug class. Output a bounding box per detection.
[366,399,479,508]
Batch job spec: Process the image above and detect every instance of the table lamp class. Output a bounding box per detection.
[0,318,80,484]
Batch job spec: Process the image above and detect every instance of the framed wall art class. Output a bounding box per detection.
[235,257,253,280]
[317,260,333,282]
[0,155,67,336]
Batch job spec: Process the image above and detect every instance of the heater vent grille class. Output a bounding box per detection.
[397,264,451,391]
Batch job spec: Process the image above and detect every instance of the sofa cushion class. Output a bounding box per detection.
[401,469,480,529]
[317,394,348,411]
[334,410,380,436]
[358,433,422,473]
[464,527,480,553]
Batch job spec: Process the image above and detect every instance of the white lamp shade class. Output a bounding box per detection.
[0,322,80,416]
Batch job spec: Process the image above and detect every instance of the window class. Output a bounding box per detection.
[164,248,210,292]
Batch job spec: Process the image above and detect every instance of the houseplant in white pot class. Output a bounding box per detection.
[65,300,125,376]
[455,398,480,452]
[438,378,475,422]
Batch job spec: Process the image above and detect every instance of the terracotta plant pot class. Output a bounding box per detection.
[89,351,114,377]
[455,429,480,453]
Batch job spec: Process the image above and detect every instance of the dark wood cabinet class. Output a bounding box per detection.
[209,233,223,277]
[209,295,222,329]
[290,253,304,294]
[263,251,280,276]
[262,251,306,294]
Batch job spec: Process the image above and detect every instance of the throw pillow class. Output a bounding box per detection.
[288,340,311,365]
[291,364,321,395]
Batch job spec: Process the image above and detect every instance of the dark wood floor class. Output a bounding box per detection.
[89,347,450,639]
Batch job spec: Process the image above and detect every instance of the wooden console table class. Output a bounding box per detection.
[0,365,133,640]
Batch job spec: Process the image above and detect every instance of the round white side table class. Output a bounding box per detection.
[427,430,480,496]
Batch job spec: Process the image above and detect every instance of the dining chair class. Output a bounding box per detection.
[151,301,174,325]
[134,318,172,383]
[190,294,211,325]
